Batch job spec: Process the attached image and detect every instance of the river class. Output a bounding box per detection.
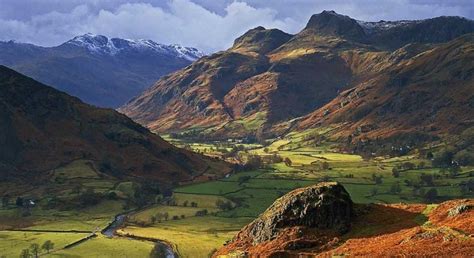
[102,214,176,258]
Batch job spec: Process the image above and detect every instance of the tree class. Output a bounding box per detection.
[376,176,383,184]
[149,244,169,258]
[245,155,263,169]
[321,162,330,170]
[1,195,9,207]
[30,243,40,258]
[15,197,23,207]
[402,162,415,170]
[370,188,378,196]
[432,148,454,167]
[390,183,402,194]
[41,240,54,253]
[72,185,82,194]
[284,157,292,167]
[195,209,208,216]
[237,176,251,185]
[216,200,233,211]
[417,161,426,169]
[20,249,30,258]
[420,173,434,186]
[392,167,400,178]
[424,188,438,202]
[448,165,461,178]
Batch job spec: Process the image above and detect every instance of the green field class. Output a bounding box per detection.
[116,131,473,257]
[0,159,155,258]
[1,130,473,258]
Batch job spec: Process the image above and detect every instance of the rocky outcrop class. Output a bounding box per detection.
[237,182,353,245]
[217,196,474,257]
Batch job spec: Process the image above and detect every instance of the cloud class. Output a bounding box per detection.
[0,0,299,52]
[0,0,472,52]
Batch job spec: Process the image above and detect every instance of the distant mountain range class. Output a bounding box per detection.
[0,65,228,186]
[120,11,474,147]
[0,34,204,107]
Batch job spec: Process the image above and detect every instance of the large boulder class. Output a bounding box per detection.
[241,182,353,244]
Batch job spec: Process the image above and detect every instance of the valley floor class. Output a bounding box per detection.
[118,131,473,257]
[1,130,472,257]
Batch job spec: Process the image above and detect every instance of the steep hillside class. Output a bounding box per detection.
[296,33,474,146]
[0,65,229,186]
[120,11,474,140]
[216,183,474,257]
[0,34,204,107]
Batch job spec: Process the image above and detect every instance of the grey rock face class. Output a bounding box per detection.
[243,182,353,244]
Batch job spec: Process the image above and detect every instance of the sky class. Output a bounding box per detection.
[0,0,473,53]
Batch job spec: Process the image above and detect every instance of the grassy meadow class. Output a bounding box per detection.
[117,129,473,257]
[0,160,154,258]
[1,129,472,257]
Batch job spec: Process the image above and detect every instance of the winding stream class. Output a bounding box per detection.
[102,214,176,258]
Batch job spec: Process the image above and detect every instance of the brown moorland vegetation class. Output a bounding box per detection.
[216,186,473,257]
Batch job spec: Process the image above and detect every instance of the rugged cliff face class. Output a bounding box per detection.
[296,33,474,143]
[120,11,474,142]
[216,183,474,257]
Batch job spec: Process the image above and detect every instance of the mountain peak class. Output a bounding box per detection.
[305,10,366,40]
[64,34,204,61]
[232,26,292,54]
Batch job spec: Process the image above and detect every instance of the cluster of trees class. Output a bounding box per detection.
[302,133,327,147]
[237,176,251,185]
[148,212,169,225]
[182,200,198,207]
[390,182,402,194]
[216,200,233,211]
[391,162,426,178]
[460,179,474,195]
[432,146,474,167]
[195,209,208,216]
[312,161,330,171]
[149,243,170,258]
[20,241,54,258]
[371,173,383,184]
[243,155,263,170]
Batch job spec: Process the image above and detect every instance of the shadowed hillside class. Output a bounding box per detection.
[0,65,229,186]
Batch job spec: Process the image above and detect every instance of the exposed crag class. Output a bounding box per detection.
[241,182,353,244]
[120,11,474,143]
[216,184,474,257]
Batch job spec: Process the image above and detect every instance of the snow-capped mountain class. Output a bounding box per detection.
[0,34,204,107]
[65,33,204,61]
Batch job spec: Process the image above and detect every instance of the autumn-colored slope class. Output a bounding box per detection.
[0,65,229,185]
[296,33,474,142]
[120,11,474,141]
[216,184,473,257]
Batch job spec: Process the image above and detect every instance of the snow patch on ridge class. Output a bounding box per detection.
[66,33,204,61]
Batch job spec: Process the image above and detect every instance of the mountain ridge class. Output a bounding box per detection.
[120,11,474,145]
[0,34,204,108]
